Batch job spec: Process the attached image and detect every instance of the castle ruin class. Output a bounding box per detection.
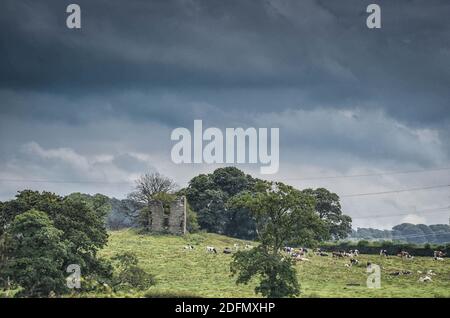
[148,196,186,235]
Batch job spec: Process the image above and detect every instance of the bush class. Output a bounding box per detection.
[112,252,156,291]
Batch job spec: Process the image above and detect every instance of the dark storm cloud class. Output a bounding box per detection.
[1,0,450,227]
[1,0,450,125]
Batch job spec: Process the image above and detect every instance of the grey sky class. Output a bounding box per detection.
[1,0,449,229]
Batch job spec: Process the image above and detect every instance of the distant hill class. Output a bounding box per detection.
[350,223,450,244]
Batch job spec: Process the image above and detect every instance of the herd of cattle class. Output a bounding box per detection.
[184,243,254,254]
[184,243,446,261]
[183,243,446,284]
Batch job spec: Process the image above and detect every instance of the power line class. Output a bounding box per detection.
[0,178,134,185]
[269,167,450,181]
[1,166,450,185]
[351,206,450,219]
[341,184,450,198]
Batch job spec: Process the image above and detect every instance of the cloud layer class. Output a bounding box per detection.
[1,0,449,229]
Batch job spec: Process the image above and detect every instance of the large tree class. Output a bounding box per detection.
[0,190,112,283]
[1,210,69,297]
[302,188,352,240]
[229,181,328,297]
[128,172,178,232]
[185,167,257,239]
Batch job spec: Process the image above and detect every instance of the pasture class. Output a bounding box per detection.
[98,230,450,298]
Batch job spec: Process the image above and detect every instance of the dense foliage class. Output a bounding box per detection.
[185,167,258,239]
[229,181,328,297]
[1,210,69,297]
[0,190,113,296]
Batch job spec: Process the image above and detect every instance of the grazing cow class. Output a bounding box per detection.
[419,276,432,283]
[350,258,359,266]
[283,247,294,253]
[206,246,217,253]
[397,251,412,259]
[379,249,388,257]
[317,252,328,257]
[294,254,310,262]
[332,251,344,258]
[223,247,232,254]
[434,251,445,258]
[300,247,309,254]
[353,249,359,256]
[184,245,194,250]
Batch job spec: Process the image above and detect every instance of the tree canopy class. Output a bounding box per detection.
[229,181,328,297]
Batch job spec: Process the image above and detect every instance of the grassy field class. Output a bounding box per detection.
[98,229,450,298]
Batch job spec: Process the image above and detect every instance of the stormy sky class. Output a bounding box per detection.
[1,0,449,229]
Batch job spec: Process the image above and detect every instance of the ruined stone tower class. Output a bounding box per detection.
[148,196,186,235]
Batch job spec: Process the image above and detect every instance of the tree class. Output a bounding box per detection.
[128,173,178,231]
[231,246,299,298]
[185,167,257,238]
[0,190,112,283]
[229,181,328,297]
[128,172,178,205]
[1,210,69,297]
[302,188,352,240]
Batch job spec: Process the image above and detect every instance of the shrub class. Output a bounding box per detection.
[112,252,156,291]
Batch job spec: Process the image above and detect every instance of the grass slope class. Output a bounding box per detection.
[99,230,450,298]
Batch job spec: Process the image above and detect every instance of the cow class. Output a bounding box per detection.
[332,251,344,258]
[283,246,294,253]
[294,254,310,262]
[300,247,309,254]
[223,247,232,254]
[419,276,432,283]
[350,258,359,266]
[434,251,446,258]
[184,245,194,250]
[434,257,444,261]
[379,249,388,257]
[397,251,413,259]
[206,246,217,253]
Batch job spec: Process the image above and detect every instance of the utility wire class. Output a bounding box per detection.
[268,167,450,181]
[1,166,450,185]
[341,184,450,198]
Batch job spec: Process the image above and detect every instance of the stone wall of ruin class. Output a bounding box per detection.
[149,196,186,235]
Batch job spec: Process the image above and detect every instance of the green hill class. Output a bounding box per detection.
[97,230,450,298]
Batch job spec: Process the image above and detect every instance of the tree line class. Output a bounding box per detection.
[351,223,450,244]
